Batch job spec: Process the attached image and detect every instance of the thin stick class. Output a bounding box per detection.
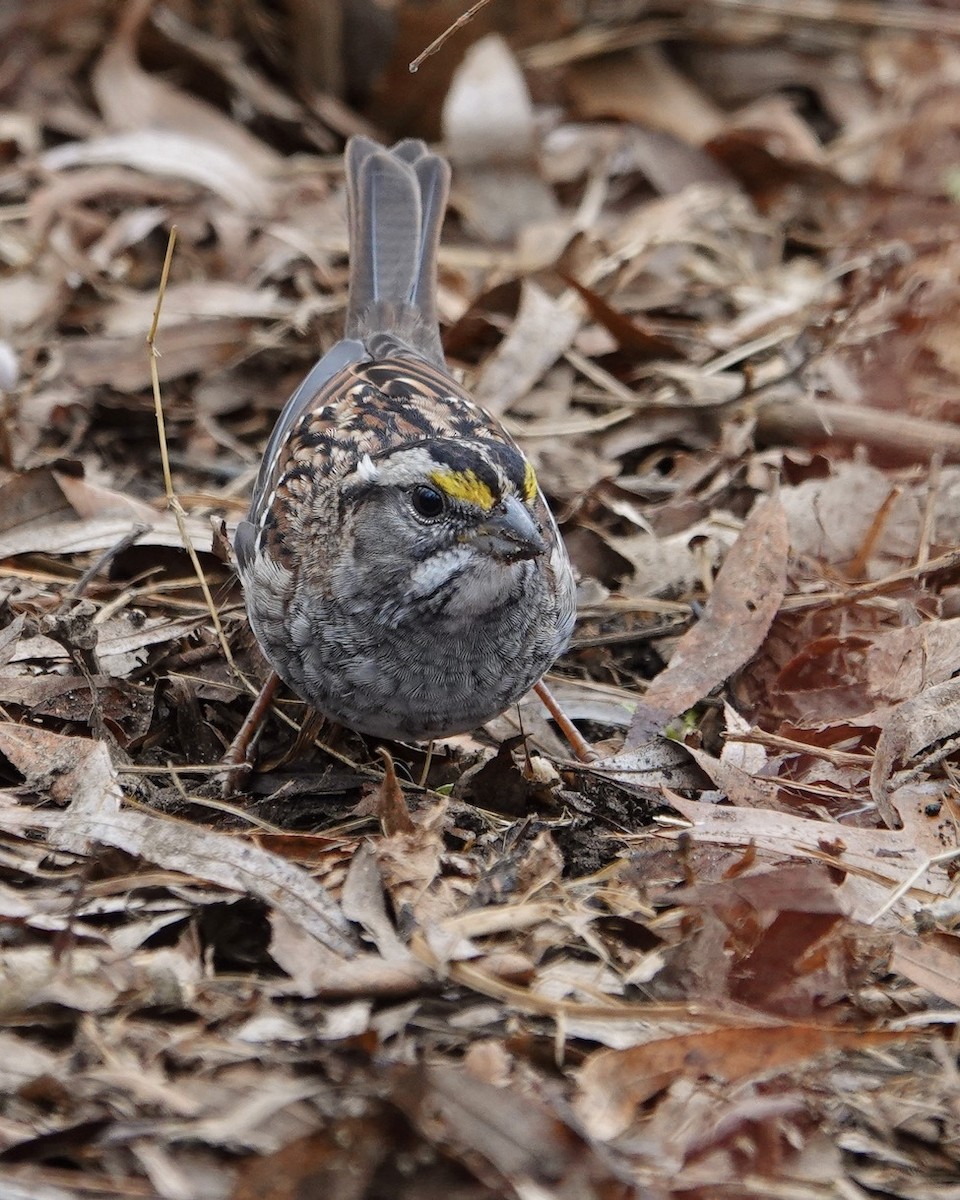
[64,524,149,602]
[148,227,180,499]
[534,679,598,763]
[409,0,493,72]
[148,228,248,685]
[848,487,902,579]
[418,740,436,790]
[916,452,943,569]
[728,728,872,767]
[710,0,960,37]
[756,398,960,463]
[781,549,960,612]
[865,847,960,925]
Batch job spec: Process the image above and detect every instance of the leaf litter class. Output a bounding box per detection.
[1,2,959,1197]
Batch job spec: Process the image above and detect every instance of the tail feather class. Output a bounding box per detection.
[344,136,450,364]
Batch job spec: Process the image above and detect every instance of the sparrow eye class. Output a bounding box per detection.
[411,484,445,520]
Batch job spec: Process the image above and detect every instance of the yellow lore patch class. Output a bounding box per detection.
[429,469,495,511]
[522,459,538,503]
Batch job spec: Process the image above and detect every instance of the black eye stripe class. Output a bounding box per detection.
[427,444,500,494]
[428,441,529,499]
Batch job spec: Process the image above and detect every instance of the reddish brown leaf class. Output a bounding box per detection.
[576,1025,910,1139]
[233,1119,393,1200]
[374,748,415,836]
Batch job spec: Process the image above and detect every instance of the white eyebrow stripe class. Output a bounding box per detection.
[356,453,380,481]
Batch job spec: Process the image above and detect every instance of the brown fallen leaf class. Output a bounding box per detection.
[684,744,784,809]
[8,614,204,678]
[474,281,583,415]
[443,35,558,242]
[26,164,195,246]
[341,842,413,964]
[91,0,280,176]
[269,912,430,1000]
[663,793,949,922]
[562,273,681,358]
[779,461,921,576]
[870,677,960,829]
[452,736,536,815]
[62,318,257,391]
[0,467,212,557]
[232,1118,394,1200]
[607,515,739,600]
[566,45,725,143]
[0,616,26,669]
[683,862,850,918]
[100,281,292,337]
[657,863,855,1019]
[0,942,201,1019]
[888,933,960,1008]
[0,674,154,746]
[864,619,960,703]
[371,798,448,927]
[392,1063,637,1199]
[0,724,356,957]
[626,496,789,745]
[41,132,275,214]
[372,748,415,836]
[575,1024,910,1140]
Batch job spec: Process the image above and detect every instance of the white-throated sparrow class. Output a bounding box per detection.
[235,137,576,742]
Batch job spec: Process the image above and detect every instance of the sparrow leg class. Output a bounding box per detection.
[221,670,281,796]
[534,680,598,763]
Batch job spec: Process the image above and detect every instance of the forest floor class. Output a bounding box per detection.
[1,2,959,1197]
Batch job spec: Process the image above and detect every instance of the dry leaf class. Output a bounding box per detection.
[443,35,558,241]
[474,282,583,414]
[889,933,960,1007]
[0,724,355,956]
[567,45,725,143]
[92,0,280,176]
[870,677,960,829]
[627,497,789,743]
[576,1025,908,1140]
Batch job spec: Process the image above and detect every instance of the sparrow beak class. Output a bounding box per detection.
[473,495,546,562]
